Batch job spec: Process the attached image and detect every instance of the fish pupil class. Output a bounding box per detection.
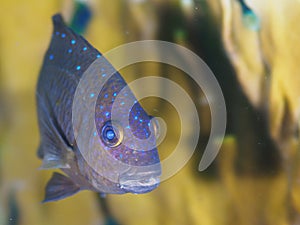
[106,129,115,140]
[100,121,123,147]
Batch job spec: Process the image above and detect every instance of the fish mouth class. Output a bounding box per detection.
[119,165,161,194]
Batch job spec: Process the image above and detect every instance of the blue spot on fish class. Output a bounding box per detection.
[76,65,81,70]
[49,54,54,60]
[83,47,87,51]
[71,39,76,45]
[61,33,66,38]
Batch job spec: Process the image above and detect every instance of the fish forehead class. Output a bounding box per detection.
[94,73,160,166]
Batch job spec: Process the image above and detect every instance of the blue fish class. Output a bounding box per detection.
[237,0,260,31]
[69,1,92,34]
[36,14,161,202]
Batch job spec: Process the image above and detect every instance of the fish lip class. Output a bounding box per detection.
[120,176,160,194]
[118,164,161,194]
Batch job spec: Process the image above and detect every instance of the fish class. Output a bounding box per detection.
[69,1,92,35]
[36,14,161,202]
[237,0,260,31]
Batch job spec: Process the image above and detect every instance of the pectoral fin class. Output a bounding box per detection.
[39,151,72,170]
[43,172,80,203]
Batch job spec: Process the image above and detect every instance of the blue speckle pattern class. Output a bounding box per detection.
[45,15,102,79]
[40,14,106,157]
[94,71,159,166]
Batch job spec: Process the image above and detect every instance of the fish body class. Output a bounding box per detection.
[36,14,161,202]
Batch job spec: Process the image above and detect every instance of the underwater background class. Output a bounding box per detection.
[1,0,300,225]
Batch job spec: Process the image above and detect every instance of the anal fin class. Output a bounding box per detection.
[43,172,80,203]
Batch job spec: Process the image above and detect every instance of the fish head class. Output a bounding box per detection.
[91,69,161,193]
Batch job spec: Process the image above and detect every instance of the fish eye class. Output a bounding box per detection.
[101,121,123,147]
